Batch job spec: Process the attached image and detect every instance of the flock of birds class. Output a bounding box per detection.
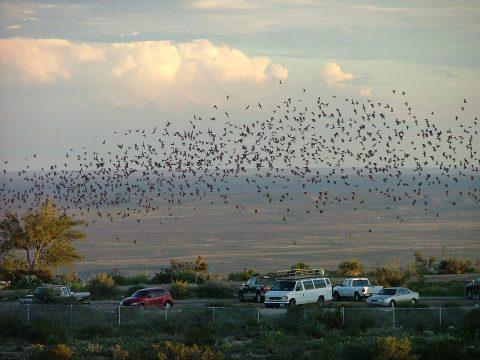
[1,86,479,244]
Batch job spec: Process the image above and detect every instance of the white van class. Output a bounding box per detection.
[264,277,332,307]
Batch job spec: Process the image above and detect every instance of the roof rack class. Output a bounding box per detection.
[276,268,325,279]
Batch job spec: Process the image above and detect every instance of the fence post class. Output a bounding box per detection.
[27,304,30,322]
[257,309,260,326]
[341,306,345,326]
[118,305,121,327]
[165,308,168,321]
[392,307,395,328]
[439,307,442,327]
[70,304,73,326]
[212,307,215,323]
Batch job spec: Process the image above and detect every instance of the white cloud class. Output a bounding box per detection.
[0,37,287,107]
[5,24,22,30]
[192,0,260,10]
[0,38,104,83]
[321,62,354,87]
[359,88,372,97]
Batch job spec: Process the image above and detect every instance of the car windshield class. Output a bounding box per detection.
[271,281,295,291]
[131,290,149,298]
[378,288,397,296]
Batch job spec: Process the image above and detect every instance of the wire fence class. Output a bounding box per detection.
[0,303,477,330]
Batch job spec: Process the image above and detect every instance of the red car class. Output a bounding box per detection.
[120,287,173,309]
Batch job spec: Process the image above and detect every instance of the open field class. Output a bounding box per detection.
[68,190,480,279]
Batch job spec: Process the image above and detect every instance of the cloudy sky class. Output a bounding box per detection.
[1,0,479,170]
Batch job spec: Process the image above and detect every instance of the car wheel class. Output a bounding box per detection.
[256,292,262,303]
[289,299,296,307]
[137,303,145,309]
[389,300,396,307]
[353,292,361,302]
[333,291,340,301]
[410,298,417,305]
[239,291,244,302]
[317,296,325,306]
[163,301,172,310]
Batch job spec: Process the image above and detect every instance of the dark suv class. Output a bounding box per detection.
[239,276,275,303]
[120,287,173,309]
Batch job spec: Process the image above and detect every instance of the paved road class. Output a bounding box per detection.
[90,296,478,308]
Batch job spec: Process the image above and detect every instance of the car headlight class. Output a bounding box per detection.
[281,296,289,300]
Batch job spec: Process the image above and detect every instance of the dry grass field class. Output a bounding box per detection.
[70,190,480,279]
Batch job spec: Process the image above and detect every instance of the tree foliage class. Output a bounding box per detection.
[338,259,362,276]
[0,200,85,274]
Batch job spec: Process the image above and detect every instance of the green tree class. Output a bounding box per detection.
[0,200,85,274]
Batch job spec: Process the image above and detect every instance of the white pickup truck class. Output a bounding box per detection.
[332,278,383,302]
[19,284,91,304]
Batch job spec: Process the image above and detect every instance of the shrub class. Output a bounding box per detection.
[338,259,362,276]
[49,344,74,360]
[53,272,84,291]
[76,323,117,340]
[87,272,117,298]
[170,279,193,299]
[374,259,411,287]
[113,273,149,286]
[227,267,258,281]
[460,308,480,339]
[157,340,223,359]
[376,336,417,360]
[151,269,200,284]
[437,256,474,274]
[195,281,235,298]
[291,262,310,270]
[10,274,42,289]
[111,344,129,360]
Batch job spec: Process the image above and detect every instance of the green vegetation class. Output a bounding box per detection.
[1,306,479,359]
[0,200,85,276]
[227,267,258,281]
[338,259,362,276]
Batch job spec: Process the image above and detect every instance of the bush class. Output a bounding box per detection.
[151,269,201,284]
[374,259,411,287]
[338,259,362,276]
[376,336,417,360]
[87,272,117,298]
[170,279,193,299]
[437,257,474,274]
[227,267,258,281]
[113,273,149,286]
[195,281,235,298]
[53,272,85,291]
[49,344,74,360]
[10,274,43,289]
[291,262,310,270]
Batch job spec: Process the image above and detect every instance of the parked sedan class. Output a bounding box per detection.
[366,287,419,307]
[120,287,173,309]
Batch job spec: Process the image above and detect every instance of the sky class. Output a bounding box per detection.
[0,0,479,171]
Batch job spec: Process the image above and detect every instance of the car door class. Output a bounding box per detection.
[398,288,409,303]
[302,280,315,304]
[244,278,256,299]
[338,279,350,297]
[293,281,305,304]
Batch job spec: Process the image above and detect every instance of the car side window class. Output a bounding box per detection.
[303,280,314,290]
[313,279,326,288]
[295,282,303,291]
